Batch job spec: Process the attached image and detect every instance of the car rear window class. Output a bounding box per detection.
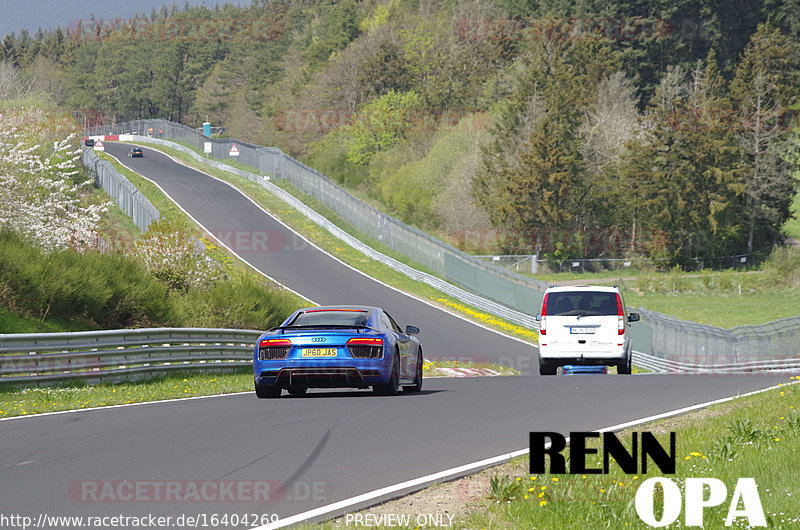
[545,292,619,316]
[288,309,369,327]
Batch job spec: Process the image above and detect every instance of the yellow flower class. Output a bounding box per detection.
[541,486,546,490]
[524,495,529,500]
[552,477,559,482]
[690,452,702,457]
[538,492,544,498]
[775,438,780,442]
[539,500,547,507]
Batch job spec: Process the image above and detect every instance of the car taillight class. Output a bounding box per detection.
[347,337,383,359]
[616,293,625,335]
[258,338,292,360]
[260,339,292,347]
[540,293,548,335]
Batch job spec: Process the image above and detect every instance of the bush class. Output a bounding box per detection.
[175,273,297,330]
[761,246,800,288]
[0,231,298,331]
[0,230,175,328]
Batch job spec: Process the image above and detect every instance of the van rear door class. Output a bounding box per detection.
[545,291,621,356]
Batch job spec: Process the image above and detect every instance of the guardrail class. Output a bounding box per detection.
[632,350,800,373]
[0,328,261,386]
[82,148,160,232]
[2,321,797,387]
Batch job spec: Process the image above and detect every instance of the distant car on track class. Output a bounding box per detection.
[128,147,144,157]
[253,305,423,398]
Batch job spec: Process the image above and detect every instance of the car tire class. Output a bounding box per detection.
[374,353,400,396]
[255,382,281,398]
[287,387,307,396]
[404,349,423,393]
[617,353,632,375]
[539,361,557,376]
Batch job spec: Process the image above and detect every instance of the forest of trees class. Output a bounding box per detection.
[2,0,799,267]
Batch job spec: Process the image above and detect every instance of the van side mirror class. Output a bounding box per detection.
[628,313,640,323]
[536,313,541,321]
[405,325,420,335]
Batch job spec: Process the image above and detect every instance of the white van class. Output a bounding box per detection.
[536,286,640,375]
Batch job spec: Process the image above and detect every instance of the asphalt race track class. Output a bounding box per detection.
[0,142,786,528]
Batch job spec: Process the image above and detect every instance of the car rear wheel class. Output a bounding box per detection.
[404,349,423,393]
[374,353,400,396]
[287,387,307,396]
[617,353,632,375]
[255,382,281,398]
[539,361,557,376]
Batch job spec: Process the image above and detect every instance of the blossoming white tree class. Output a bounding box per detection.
[0,107,107,251]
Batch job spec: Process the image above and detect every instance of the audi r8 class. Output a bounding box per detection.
[253,305,423,398]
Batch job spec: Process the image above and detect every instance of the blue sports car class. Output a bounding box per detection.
[253,305,423,398]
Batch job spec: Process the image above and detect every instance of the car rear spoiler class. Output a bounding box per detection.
[268,325,381,334]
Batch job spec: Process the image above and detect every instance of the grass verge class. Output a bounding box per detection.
[309,378,799,529]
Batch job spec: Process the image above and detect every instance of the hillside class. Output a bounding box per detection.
[2,0,799,268]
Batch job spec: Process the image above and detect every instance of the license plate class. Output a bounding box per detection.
[570,327,596,334]
[301,348,338,357]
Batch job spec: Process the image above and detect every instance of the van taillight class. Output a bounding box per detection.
[616,293,625,335]
[540,293,548,335]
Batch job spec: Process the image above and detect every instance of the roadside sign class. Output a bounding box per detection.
[229,144,240,157]
[204,142,212,154]
[93,140,105,152]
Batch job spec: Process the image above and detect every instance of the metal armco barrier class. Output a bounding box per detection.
[82,148,160,232]
[632,350,800,373]
[631,309,800,373]
[0,328,261,386]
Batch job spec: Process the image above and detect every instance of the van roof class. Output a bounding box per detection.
[544,285,620,293]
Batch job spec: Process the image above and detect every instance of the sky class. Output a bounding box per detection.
[1,0,253,39]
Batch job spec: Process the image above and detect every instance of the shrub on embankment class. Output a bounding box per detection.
[0,231,299,331]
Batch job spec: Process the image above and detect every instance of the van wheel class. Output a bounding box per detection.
[617,354,632,375]
[539,362,557,376]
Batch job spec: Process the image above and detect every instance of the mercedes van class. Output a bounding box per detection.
[536,286,639,375]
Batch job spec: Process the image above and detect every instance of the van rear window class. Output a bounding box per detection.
[545,292,619,316]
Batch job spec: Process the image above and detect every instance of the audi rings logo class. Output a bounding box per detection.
[311,337,326,343]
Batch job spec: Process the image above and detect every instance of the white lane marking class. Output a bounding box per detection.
[138,143,536,349]
[16,460,34,466]
[0,392,252,423]
[257,379,794,529]
[105,148,315,305]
